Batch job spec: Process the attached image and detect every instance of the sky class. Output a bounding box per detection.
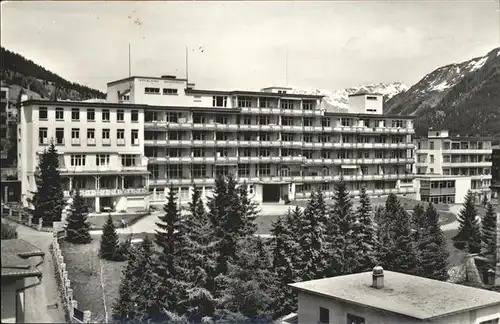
[1,1,499,93]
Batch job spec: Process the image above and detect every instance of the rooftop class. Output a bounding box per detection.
[1,238,45,278]
[348,92,383,97]
[289,270,500,320]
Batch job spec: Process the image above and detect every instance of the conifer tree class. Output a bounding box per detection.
[237,182,259,237]
[296,191,328,281]
[270,212,298,317]
[154,185,183,316]
[453,191,482,253]
[32,140,64,226]
[350,186,377,273]
[411,204,426,243]
[481,202,497,269]
[416,203,449,281]
[66,188,91,244]
[99,214,119,260]
[325,181,355,276]
[113,237,157,321]
[376,194,417,275]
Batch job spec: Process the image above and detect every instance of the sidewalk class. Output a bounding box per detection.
[6,220,66,323]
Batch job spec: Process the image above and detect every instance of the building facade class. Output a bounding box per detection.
[19,75,417,212]
[414,130,493,203]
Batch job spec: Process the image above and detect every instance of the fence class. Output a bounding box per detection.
[51,231,92,323]
[1,204,61,232]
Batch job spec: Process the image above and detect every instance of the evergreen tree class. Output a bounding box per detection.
[411,204,426,243]
[325,181,354,276]
[453,191,482,253]
[215,237,277,323]
[177,187,217,322]
[481,202,497,269]
[113,237,157,321]
[416,203,449,281]
[99,214,119,260]
[296,191,328,281]
[154,185,183,317]
[237,182,259,237]
[31,140,64,226]
[350,186,377,273]
[376,194,417,275]
[65,188,91,244]
[270,212,298,317]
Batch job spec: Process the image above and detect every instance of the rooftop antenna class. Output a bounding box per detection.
[185,46,189,82]
[128,43,131,77]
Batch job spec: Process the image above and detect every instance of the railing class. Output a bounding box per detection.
[58,165,148,173]
[71,138,81,146]
[63,187,148,198]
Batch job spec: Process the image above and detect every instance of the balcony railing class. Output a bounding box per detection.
[442,161,492,167]
[71,138,81,146]
[58,164,148,174]
[63,187,148,198]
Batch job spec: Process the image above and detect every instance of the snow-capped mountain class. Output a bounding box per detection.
[291,82,408,110]
[385,47,500,139]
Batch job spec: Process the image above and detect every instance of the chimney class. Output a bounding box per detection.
[372,266,384,289]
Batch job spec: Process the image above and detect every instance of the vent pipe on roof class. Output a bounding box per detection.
[372,266,384,289]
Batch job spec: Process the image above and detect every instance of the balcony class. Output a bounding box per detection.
[58,164,148,174]
[117,139,125,146]
[71,138,80,146]
[444,149,492,155]
[64,187,148,198]
[442,161,492,168]
[102,138,111,146]
[86,138,96,146]
[294,187,416,199]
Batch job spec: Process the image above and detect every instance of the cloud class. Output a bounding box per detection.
[342,25,427,59]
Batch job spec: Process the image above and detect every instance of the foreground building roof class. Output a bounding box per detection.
[1,238,45,278]
[289,270,500,321]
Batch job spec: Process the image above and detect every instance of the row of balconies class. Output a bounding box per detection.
[144,122,415,134]
[63,187,149,198]
[238,107,324,116]
[148,173,414,186]
[144,139,415,149]
[147,156,415,165]
[56,165,148,174]
[48,138,128,146]
[294,187,416,199]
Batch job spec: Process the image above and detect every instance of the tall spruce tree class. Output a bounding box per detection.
[453,191,482,253]
[237,182,259,237]
[296,191,328,281]
[32,140,64,226]
[113,237,157,321]
[481,202,497,270]
[65,188,91,244]
[270,212,298,317]
[416,203,449,281]
[154,185,183,317]
[99,214,119,260]
[325,181,355,276]
[411,204,426,243]
[350,186,377,273]
[376,194,417,275]
[177,187,217,322]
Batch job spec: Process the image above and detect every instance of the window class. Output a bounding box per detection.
[282,133,293,142]
[479,318,499,324]
[168,148,180,157]
[102,129,110,144]
[117,109,124,122]
[55,108,64,120]
[430,141,435,150]
[87,129,95,139]
[240,148,251,157]
[303,100,313,110]
[87,108,95,121]
[238,164,249,177]
[346,314,365,324]
[215,165,230,176]
[259,132,270,141]
[238,96,252,107]
[260,97,273,108]
[39,107,48,120]
[259,148,270,157]
[430,155,434,163]
[131,129,139,145]
[193,113,205,124]
[282,116,293,126]
[102,109,110,122]
[259,163,271,176]
[213,96,227,107]
[259,115,270,125]
[121,154,137,167]
[131,110,139,122]
[192,131,205,140]
[163,88,178,95]
[145,87,160,94]
[304,134,313,143]
[280,99,293,109]
[242,115,251,125]
[70,155,86,166]
[193,148,205,157]
[319,307,329,324]
[55,128,64,145]
[322,117,331,127]
[192,164,206,178]
[38,128,48,144]
[71,108,80,121]
[96,154,110,166]
[167,164,182,178]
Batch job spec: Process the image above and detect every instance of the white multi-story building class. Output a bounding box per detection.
[19,75,417,213]
[414,130,493,204]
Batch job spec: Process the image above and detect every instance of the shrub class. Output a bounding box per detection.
[1,221,18,239]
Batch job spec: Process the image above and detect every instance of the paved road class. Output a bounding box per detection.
[9,221,66,323]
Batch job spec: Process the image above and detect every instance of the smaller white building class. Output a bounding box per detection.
[414,175,472,204]
[290,267,500,324]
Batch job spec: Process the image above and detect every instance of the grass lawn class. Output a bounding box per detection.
[87,213,149,230]
[443,229,466,268]
[59,234,129,323]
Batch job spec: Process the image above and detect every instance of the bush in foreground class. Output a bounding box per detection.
[1,221,18,239]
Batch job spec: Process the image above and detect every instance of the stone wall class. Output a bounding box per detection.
[51,232,91,323]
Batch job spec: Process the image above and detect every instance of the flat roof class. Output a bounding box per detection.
[185,88,324,99]
[348,92,383,97]
[2,238,45,278]
[324,111,415,119]
[107,75,189,86]
[289,270,500,321]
